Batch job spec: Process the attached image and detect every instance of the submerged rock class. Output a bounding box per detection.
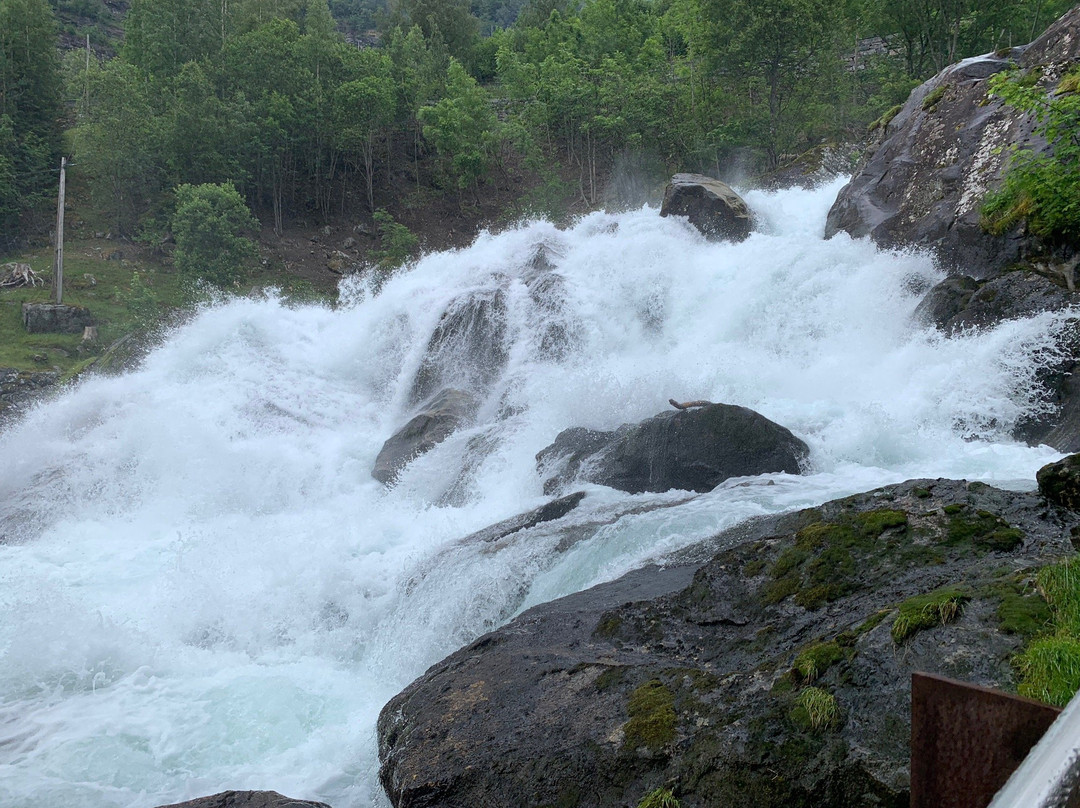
[826,6,1080,276]
[378,480,1079,808]
[536,403,807,495]
[409,289,508,405]
[660,174,754,242]
[154,792,330,808]
[372,388,480,485]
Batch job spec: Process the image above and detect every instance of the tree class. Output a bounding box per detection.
[72,59,162,235]
[333,54,396,211]
[171,182,259,286]
[0,0,62,244]
[123,0,225,76]
[385,0,479,69]
[418,58,499,195]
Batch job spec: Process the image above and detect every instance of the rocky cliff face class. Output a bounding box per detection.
[378,479,1079,808]
[825,6,1080,278]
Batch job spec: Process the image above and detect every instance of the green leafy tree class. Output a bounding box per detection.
[73,59,162,234]
[418,58,499,194]
[171,182,259,286]
[333,53,396,210]
[124,0,226,76]
[0,0,62,244]
[372,207,418,268]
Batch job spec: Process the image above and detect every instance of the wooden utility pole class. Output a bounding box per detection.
[54,157,66,305]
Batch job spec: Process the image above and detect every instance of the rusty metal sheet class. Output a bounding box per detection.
[911,672,1062,808]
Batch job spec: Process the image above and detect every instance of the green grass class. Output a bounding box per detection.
[636,788,680,808]
[891,587,969,642]
[1038,558,1080,635]
[1017,637,1080,706]
[0,245,190,374]
[922,85,947,111]
[792,687,838,731]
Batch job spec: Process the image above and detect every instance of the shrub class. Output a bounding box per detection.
[171,183,258,287]
[373,208,419,269]
[981,67,1080,242]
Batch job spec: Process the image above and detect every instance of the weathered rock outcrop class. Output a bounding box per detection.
[21,302,94,334]
[378,479,1079,808]
[1037,452,1080,511]
[537,403,807,495]
[373,389,480,485]
[914,270,1079,333]
[660,174,754,242]
[826,6,1080,277]
[154,791,330,808]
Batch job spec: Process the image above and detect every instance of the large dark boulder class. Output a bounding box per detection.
[660,174,754,242]
[1037,454,1080,511]
[536,403,807,495]
[372,389,480,485]
[378,480,1079,808]
[826,7,1080,277]
[154,792,330,808]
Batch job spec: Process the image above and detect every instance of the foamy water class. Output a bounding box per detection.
[0,178,1068,807]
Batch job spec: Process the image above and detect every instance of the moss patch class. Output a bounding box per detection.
[922,85,947,111]
[792,641,845,683]
[624,679,676,753]
[942,506,1025,552]
[892,587,969,642]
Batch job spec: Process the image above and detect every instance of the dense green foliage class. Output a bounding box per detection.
[982,65,1080,243]
[171,183,259,286]
[1016,557,1080,706]
[0,0,63,246]
[4,0,1073,256]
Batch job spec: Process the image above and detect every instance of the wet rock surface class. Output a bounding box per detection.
[914,270,1079,333]
[537,403,808,495]
[1037,453,1080,511]
[660,174,754,242]
[0,367,59,421]
[373,388,480,485]
[378,479,1078,808]
[153,792,331,808]
[826,7,1080,277]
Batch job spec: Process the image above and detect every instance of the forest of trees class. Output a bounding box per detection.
[0,0,1073,254]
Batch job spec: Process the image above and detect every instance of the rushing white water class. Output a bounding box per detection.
[0,177,1070,807]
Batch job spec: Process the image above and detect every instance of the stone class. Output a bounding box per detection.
[372,388,480,486]
[826,6,1080,277]
[536,403,808,495]
[660,173,754,242]
[1037,454,1080,511]
[378,479,1079,808]
[915,270,1079,333]
[21,302,94,334]
[153,791,330,808]
[409,289,509,405]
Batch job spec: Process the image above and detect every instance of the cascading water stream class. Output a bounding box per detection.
[0,177,1069,807]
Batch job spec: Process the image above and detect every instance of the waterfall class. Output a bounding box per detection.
[0,177,1067,807]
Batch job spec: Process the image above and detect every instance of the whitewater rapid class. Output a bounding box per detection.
[0,178,1069,807]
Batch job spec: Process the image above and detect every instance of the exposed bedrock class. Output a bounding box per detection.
[378,479,1080,808]
[825,6,1080,278]
[659,174,755,243]
[536,403,808,495]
